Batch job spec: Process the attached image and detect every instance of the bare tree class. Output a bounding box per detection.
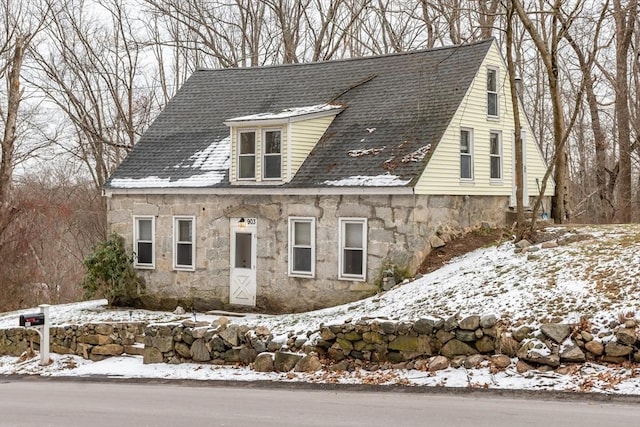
[563,2,612,222]
[29,0,155,191]
[0,0,49,237]
[511,0,585,224]
[611,0,637,222]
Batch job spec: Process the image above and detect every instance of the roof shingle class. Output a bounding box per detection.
[105,39,493,189]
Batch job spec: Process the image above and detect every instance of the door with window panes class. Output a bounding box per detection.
[229,218,257,306]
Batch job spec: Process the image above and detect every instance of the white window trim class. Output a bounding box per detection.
[237,129,257,181]
[288,217,316,278]
[338,218,367,281]
[487,67,499,118]
[133,216,155,269]
[262,127,283,181]
[173,216,196,271]
[489,130,503,182]
[460,128,474,182]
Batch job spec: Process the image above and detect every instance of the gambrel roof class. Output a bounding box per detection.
[105,39,494,190]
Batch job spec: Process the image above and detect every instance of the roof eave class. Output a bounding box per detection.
[103,186,414,197]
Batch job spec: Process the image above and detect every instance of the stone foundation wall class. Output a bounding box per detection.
[108,193,508,313]
[142,315,640,373]
[0,322,146,361]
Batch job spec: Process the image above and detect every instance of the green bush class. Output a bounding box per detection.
[80,233,142,306]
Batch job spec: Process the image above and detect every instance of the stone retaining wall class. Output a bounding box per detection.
[0,322,146,361]
[143,315,640,373]
[2,315,639,374]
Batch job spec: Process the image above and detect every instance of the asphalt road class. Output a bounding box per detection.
[1,378,639,427]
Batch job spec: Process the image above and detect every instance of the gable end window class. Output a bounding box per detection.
[460,129,474,180]
[238,131,256,179]
[263,129,282,179]
[288,217,315,277]
[490,131,502,180]
[487,68,499,117]
[173,216,195,270]
[134,216,155,269]
[339,218,367,280]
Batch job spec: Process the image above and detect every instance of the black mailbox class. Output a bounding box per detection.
[19,313,45,327]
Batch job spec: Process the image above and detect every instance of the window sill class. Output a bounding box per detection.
[289,272,315,279]
[134,264,155,270]
[459,179,475,185]
[173,266,195,272]
[487,115,500,121]
[489,179,503,185]
[338,275,366,282]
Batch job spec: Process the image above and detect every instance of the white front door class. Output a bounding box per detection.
[511,131,529,207]
[229,218,257,306]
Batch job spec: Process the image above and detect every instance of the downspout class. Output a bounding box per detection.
[287,119,292,180]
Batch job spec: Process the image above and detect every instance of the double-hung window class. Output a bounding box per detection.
[174,216,195,270]
[133,216,154,269]
[238,131,256,179]
[339,218,367,280]
[490,131,502,180]
[487,68,499,117]
[460,129,473,180]
[288,217,315,277]
[263,129,282,179]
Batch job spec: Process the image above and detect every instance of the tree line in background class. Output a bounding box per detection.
[0,0,638,310]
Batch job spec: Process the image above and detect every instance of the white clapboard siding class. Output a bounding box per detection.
[415,41,554,198]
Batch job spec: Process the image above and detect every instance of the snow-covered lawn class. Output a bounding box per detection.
[1,224,639,394]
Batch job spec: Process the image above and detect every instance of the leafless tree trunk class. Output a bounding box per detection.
[612,0,637,223]
[511,0,583,224]
[564,2,612,222]
[504,2,526,239]
[0,36,25,237]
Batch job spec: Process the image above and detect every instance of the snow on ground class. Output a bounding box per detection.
[1,224,640,394]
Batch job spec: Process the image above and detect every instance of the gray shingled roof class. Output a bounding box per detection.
[105,39,493,189]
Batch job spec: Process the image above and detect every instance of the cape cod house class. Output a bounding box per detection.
[104,38,553,313]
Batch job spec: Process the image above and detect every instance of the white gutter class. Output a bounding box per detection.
[103,186,414,197]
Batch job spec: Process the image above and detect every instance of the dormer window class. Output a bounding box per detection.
[238,130,256,179]
[225,103,345,184]
[263,129,282,179]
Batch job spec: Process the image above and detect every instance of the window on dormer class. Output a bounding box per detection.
[238,131,256,179]
[263,129,282,179]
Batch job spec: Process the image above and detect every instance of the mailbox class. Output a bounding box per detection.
[19,313,45,327]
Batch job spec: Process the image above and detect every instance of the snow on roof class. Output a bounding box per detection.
[401,144,431,163]
[348,147,385,157]
[110,137,230,188]
[323,174,411,187]
[226,104,343,122]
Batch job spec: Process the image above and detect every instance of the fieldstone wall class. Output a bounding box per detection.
[143,315,640,373]
[108,193,508,313]
[0,322,146,361]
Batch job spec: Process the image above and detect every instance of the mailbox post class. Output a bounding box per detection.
[19,304,50,365]
[39,304,50,365]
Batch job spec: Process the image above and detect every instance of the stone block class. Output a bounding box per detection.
[124,344,145,356]
[440,339,477,358]
[190,339,211,362]
[274,351,303,372]
[254,353,275,372]
[540,323,571,344]
[615,328,637,346]
[92,344,124,356]
[143,347,164,364]
[294,354,323,372]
